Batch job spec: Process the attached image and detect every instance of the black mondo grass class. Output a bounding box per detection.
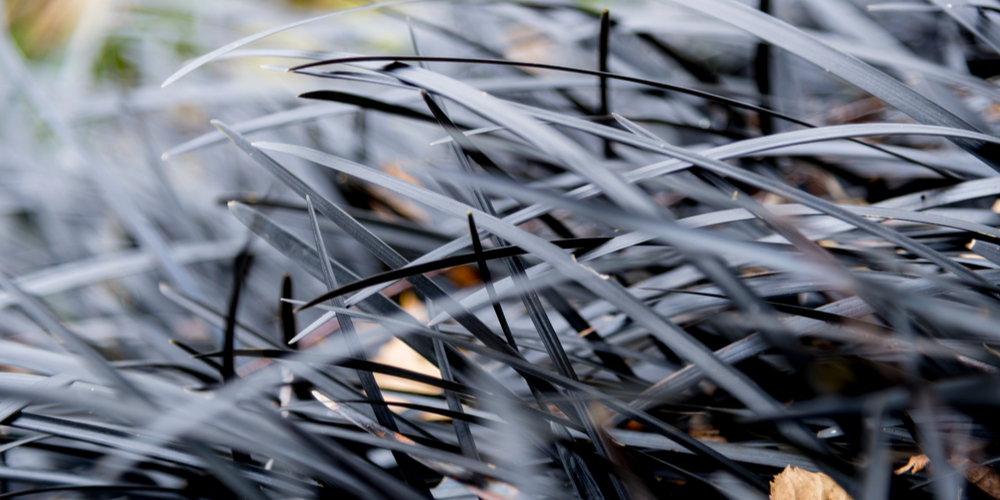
[9,0,1000,500]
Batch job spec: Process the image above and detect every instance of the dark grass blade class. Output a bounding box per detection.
[225,201,525,404]
[169,340,224,374]
[419,91,629,499]
[222,249,252,383]
[598,9,613,158]
[662,0,1000,172]
[213,120,526,362]
[279,273,313,400]
[500,103,1000,291]
[313,305,771,491]
[298,90,474,129]
[287,55,964,177]
[280,274,297,346]
[598,9,611,119]
[467,212,517,351]
[249,143,827,490]
[293,237,608,311]
[754,0,774,135]
[306,195,433,497]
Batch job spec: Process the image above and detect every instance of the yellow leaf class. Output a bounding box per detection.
[770,465,852,500]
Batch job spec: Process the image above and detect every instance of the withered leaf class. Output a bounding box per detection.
[770,465,852,500]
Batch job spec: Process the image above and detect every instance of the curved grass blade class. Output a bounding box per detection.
[222,249,252,383]
[0,272,151,406]
[502,103,999,291]
[293,237,607,310]
[338,122,1000,311]
[662,0,1000,171]
[225,201,523,404]
[298,90,472,127]
[251,141,832,485]
[306,195,433,497]
[927,0,1000,54]
[312,390,534,500]
[289,55,965,177]
[213,120,522,361]
[299,65,663,217]
[160,0,431,88]
[314,305,771,491]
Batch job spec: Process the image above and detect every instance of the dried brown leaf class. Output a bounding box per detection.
[895,453,1000,499]
[895,454,931,475]
[770,465,852,500]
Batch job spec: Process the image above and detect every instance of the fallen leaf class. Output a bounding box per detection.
[895,453,1000,499]
[689,414,728,443]
[770,465,852,500]
[895,454,930,475]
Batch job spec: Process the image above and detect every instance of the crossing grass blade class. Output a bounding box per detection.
[14,1,1000,498]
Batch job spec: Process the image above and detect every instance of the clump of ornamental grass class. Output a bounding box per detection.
[6,0,1000,499]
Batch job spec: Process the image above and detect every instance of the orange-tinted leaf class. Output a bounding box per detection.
[770,465,852,500]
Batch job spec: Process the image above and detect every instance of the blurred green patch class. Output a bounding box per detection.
[93,36,138,86]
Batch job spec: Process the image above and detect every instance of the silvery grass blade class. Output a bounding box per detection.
[332,119,1000,312]
[250,142,838,473]
[971,240,1000,267]
[225,201,524,403]
[309,304,772,492]
[213,120,522,362]
[254,142,847,287]
[926,0,1000,54]
[662,0,1000,172]
[0,272,150,407]
[158,283,282,349]
[0,238,244,311]
[501,102,999,291]
[160,0,432,88]
[216,123,589,425]
[289,55,956,176]
[305,195,433,497]
[303,63,663,217]
[312,391,535,500]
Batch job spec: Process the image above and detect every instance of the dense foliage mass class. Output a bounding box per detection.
[6,0,1000,498]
